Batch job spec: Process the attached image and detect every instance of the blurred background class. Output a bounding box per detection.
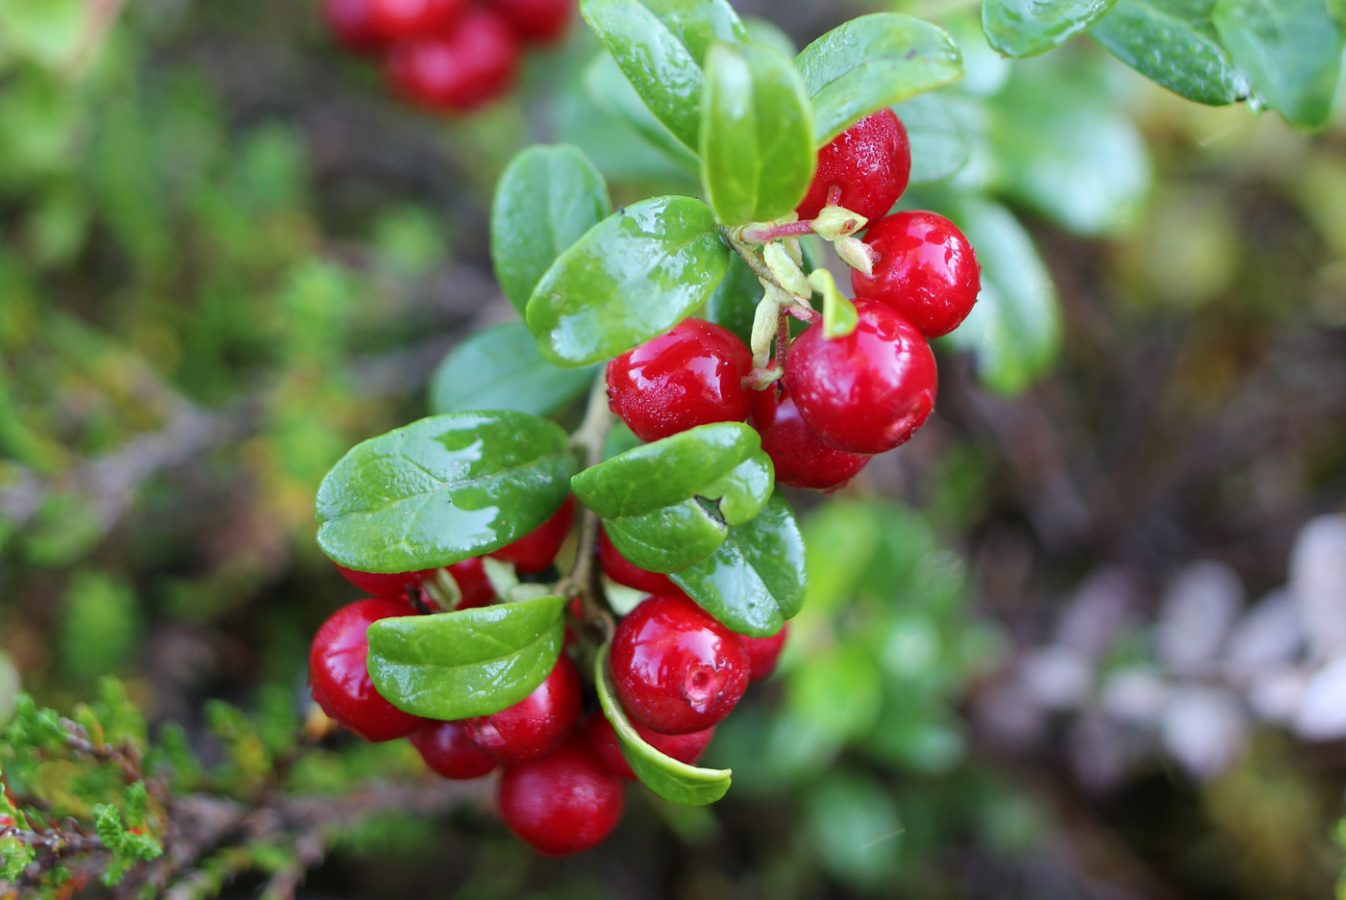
[1,0,1345,897]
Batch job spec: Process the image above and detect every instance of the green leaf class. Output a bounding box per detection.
[699,41,816,225]
[641,0,747,62]
[429,323,596,417]
[702,251,761,345]
[938,195,1061,394]
[804,775,903,889]
[525,196,729,366]
[580,0,706,151]
[491,145,612,315]
[316,412,575,572]
[1090,0,1249,105]
[982,0,1119,56]
[796,14,963,145]
[670,494,804,637]
[0,0,84,70]
[367,595,565,719]
[1213,0,1345,131]
[811,269,857,339]
[895,94,971,185]
[595,643,731,805]
[583,55,701,171]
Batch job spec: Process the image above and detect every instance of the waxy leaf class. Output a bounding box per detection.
[525,196,729,367]
[584,54,700,171]
[982,0,1118,57]
[642,0,747,62]
[367,595,565,720]
[316,412,575,572]
[702,251,761,345]
[895,94,971,184]
[429,323,597,417]
[491,145,611,315]
[700,41,815,225]
[1091,0,1249,105]
[671,494,805,637]
[595,643,732,805]
[796,14,963,145]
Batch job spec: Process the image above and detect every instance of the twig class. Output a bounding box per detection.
[561,375,615,640]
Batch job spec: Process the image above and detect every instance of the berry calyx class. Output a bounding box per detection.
[368,0,467,41]
[851,211,981,338]
[783,300,937,454]
[606,318,753,443]
[598,528,678,595]
[795,110,911,224]
[308,599,424,742]
[333,558,495,610]
[749,384,869,491]
[410,720,498,780]
[489,0,573,44]
[490,496,575,574]
[322,0,387,54]
[582,714,715,780]
[496,736,625,856]
[466,656,581,763]
[385,9,520,113]
[609,594,750,735]
[740,624,788,682]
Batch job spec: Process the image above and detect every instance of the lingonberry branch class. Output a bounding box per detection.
[560,375,615,639]
[738,220,815,243]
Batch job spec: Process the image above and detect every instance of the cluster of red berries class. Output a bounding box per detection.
[321,0,572,113]
[308,497,785,855]
[608,109,980,491]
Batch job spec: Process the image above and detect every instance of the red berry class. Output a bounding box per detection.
[385,9,520,113]
[795,110,911,224]
[851,211,980,338]
[609,594,749,735]
[583,714,715,780]
[309,599,424,742]
[444,557,495,609]
[369,0,467,41]
[598,528,678,594]
[740,624,788,682]
[783,300,937,454]
[466,656,581,764]
[322,0,387,54]
[605,318,753,443]
[333,559,494,609]
[490,497,575,574]
[489,0,572,44]
[497,736,625,855]
[749,385,869,491]
[410,720,498,780]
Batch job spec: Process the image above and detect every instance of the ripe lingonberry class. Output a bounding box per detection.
[334,558,494,609]
[598,528,677,595]
[323,0,387,54]
[740,624,788,682]
[749,384,869,491]
[466,656,581,764]
[410,720,498,780]
[497,736,625,856]
[582,714,715,780]
[490,496,575,574]
[851,211,981,338]
[783,300,937,454]
[369,0,467,41]
[606,318,753,443]
[490,0,572,43]
[609,594,750,735]
[309,599,424,742]
[386,9,520,113]
[795,110,911,224]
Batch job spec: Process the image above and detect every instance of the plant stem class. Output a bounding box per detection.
[562,375,615,640]
[739,220,815,243]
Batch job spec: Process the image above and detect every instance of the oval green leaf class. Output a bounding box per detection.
[491,145,612,316]
[525,196,729,367]
[429,323,597,417]
[702,251,760,344]
[367,594,565,720]
[595,642,732,805]
[670,494,805,637]
[316,412,575,572]
[700,41,816,225]
[982,0,1118,57]
[583,54,700,171]
[796,13,963,145]
[1090,0,1249,105]
[642,0,747,62]
[894,94,970,185]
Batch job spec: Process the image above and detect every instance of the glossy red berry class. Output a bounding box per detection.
[606,318,753,443]
[309,599,424,742]
[783,300,937,454]
[741,624,788,682]
[466,656,581,764]
[851,211,980,338]
[598,528,678,595]
[369,0,467,41]
[583,714,715,780]
[609,594,750,735]
[386,9,520,113]
[410,720,498,780]
[322,0,387,54]
[490,496,575,574]
[333,559,494,609]
[489,0,572,44]
[497,736,625,856]
[749,385,869,491]
[796,110,911,224]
